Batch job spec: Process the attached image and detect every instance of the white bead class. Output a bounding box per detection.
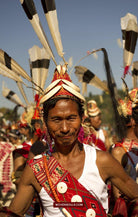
[71,195,82,202]
[57,182,67,194]
[86,208,96,217]
[34,154,42,159]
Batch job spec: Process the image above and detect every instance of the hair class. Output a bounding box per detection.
[31,119,43,128]
[121,115,132,126]
[132,106,138,124]
[43,97,84,124]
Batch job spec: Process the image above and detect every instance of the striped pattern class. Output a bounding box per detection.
[0,49,31,81]
[0,63,24,83]
[16,82,29,105]
[74,65,109,94]
[29,45,50,93]
[41,0,64,59]
[121,13,138,77]
[20,0,56,65]
[28,153,106,217]
[0,49,30,105]
[131,61,138,88]
[0,141,16,205]
[2,82,24,106]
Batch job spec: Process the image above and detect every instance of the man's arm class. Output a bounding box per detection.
[13,152,26,186]
[97,151,138,200]
[4,164,36,217]
[103,129,111,151]
[111,146,127,201]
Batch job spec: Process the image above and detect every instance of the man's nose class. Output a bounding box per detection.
[60,120,69,133]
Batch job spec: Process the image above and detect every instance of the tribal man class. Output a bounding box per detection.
[0,65,138,217]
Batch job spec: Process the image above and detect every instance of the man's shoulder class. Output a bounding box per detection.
[28,153,44,165]
[96,149,114,165]
[111,145,124,156]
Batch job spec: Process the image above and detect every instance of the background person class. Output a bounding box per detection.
[86,100,111,151]
[111,88,138,216]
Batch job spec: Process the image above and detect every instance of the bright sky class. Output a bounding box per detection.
[0,0,138,110]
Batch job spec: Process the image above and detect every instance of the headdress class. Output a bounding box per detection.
[31,94,43,126]
[18,122,30,129]
[129,88,138,108]
[74,65,108,96]
[2,82,25,107]
[117,88,138,126]
[120,13,138,77]
[40,65,85,104]
[118,98,132,118]
[87,100,101,117]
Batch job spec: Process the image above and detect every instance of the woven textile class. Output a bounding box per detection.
[28,153,107,216]
[0,142,16,206]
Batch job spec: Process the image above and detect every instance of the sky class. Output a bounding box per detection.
[0,0,138,111]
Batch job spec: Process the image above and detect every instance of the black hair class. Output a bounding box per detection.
[31,119,43,127]
[43,97,84,124]
[132,106,138,124]
[121,115,132,126]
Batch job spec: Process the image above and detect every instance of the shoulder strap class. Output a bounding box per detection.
[28,153,107,217]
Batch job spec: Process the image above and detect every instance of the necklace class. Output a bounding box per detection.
[43,154,60,202]
[43,154,72,217]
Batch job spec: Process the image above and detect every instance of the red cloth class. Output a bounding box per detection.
[28,154,107,217]
[112,198,128,217]
[78,127,106,151]
[14,142,31,159]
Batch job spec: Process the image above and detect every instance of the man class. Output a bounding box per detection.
[111,89,138,216]
[86,100,110,151]
[0,65,138,217]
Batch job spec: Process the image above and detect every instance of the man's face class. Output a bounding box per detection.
[9,136,17,144]
[19,127,28,136]
[34,122,41,130]
[89,113,102,130]
[46,99,81,149]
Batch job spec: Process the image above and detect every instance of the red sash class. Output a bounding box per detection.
[28,153,107,217]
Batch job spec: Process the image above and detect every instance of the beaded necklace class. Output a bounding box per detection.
[43,154,72,217]
[43,154,60,202]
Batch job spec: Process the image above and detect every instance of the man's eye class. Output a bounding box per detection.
[67,117,77,121]
[52,118,61,123]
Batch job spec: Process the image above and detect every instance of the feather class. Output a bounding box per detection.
[0,63,25,84]
[40,47,50,89]
[101,48,126,140]
[121,13,138,77]
[20,0,56,65]
[2,82,25,107]
[16,81,29,105]
[41,0,65,61]
[70,48,102,74]
[82,82,87,96]
[91,49,98,59]
[74,65,109,93]
[131,61,138,88]
[0,50,29,105]
[0,68,21,82]
[68,57,73,68]
[117,38,123,48]
[28,45,50,94]
[0,49,32,82]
